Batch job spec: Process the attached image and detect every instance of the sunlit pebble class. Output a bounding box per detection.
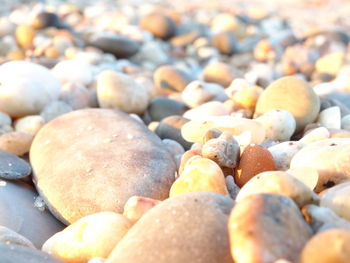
[0,180,7,187]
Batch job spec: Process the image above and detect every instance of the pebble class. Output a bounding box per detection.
[0,243,64,263]
[0,150,31,179]
[317,106,341,129]
[162,138,185,157]
[182,80,227,108]
[40,101,73,122]
[236,171,319,207]
[183,101,229,120]
[229,193,313,263]
[106,192,234,263]
[201,132,240,168]
[234,144,276,187]
[255,109,296,141]
[32,11,66,30]
[153,65,193,95]
[14,115,45,136]
[123,196,161,224]
[42,212,132,263]
[169,156,229,197]
[0,131,33,156]
[139,13,177,40]
[0,61,61,118]
[0,180,64,248]
[59,82,94,110]
[30,109,176,224]
[210,13,245,38]
[148,97,187,122]
[300,228,350,263]
[88,33,140,58]
[181,116,266,145]
[0,226,35,248]
[202,61,240,87]
[52,60,93,86]
[290,138,350,192]
[315,52,345,76]
[97,70,149,115]
[254,76,320,132]
[300,126,330,144]
[320,182,350,221]
[268,141,304,171]
[15,25,35,49]
[342,114,350,130]
[155,115,192,150]
[211,31,238,55]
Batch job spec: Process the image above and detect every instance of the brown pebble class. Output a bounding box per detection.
[234,144,275,187]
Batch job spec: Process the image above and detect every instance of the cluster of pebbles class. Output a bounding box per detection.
[1,0,350,263]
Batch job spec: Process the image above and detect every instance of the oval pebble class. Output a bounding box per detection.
[0,150,31,179]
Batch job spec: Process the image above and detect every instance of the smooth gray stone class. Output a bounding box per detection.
[0,243,64,263]
[0,150,31,179]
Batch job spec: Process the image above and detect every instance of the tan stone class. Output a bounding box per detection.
[42,212,131,263]
[123,196,161,224]
[0,131,33,156]
[229,193,313,263]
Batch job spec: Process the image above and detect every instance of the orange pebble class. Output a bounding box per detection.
[234,144,275,187]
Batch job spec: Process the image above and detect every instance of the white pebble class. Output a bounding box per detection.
[299,127,330,144]
[15,115,45,136]
[317,106,341,129]
[268,141,305,170]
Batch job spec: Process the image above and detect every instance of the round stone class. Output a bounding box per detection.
[30,109,176,224]
[202,62,241,87]
[0,243,64,263]
[0,132,33,156]
[0,150,31,179]
[153,65,193,95]
[0,180,64,248]
[106,192,234,263]
[51,60,93,86]
[140,13,176,40]
[0,61,61,118]
[155,115,192,150]
[14,115,45,136]
[234,144,276,187]
[300,228,350,263]
[254,76,320,132]
[15,25,35,49]
[42,212,132,262]
[211,31,238,55]
[148,97,187,122]
[88,33,140,58]
[320,182,350,221]
[97,70,149,115]
[229,194,313,263]
[32,12,65,30]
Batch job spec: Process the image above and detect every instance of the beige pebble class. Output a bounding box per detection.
[0,131,33,156]
[181,80,226,108]
[229,193,313,263]
[14,115,45,136]
[201,131,240,168]
[123,196,161,224]
[183,101,229,120]
[300,228,350,263]
[320,182,350,221]
[286,167,319,191]
[236,171,319,207]
[42,212,132,263]
[299,127,330,144]
[170,157,229,197]
[178,148,202,175]
[181,116,266,145]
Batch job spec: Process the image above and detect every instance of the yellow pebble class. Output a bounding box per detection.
[16,25,35,49]
[232,86,263,109]
[7,49,25,60]
[315,52,345,76]
[45,46,61,59]
[169,157,229,197]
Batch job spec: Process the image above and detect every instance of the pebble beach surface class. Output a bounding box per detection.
[1,0,350,262]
